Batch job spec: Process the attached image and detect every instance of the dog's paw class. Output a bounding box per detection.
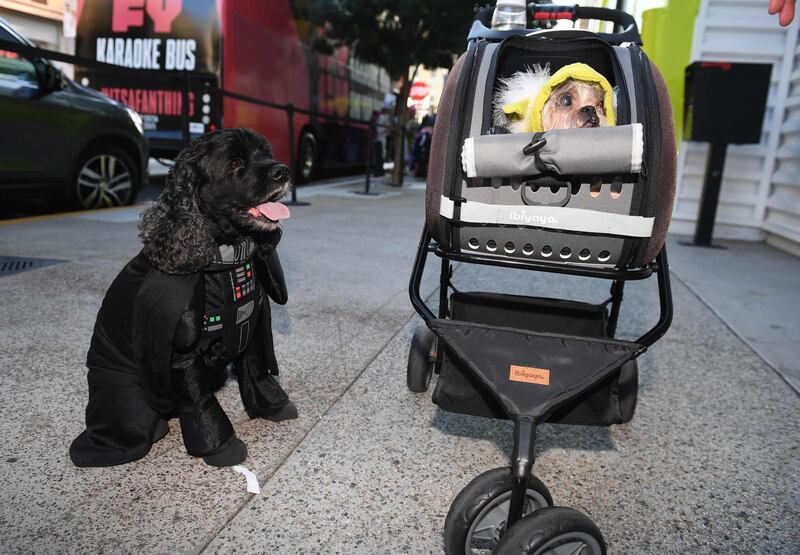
[202,437,248,467]
[263,401,298,422]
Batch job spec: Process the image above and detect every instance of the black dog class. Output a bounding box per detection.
[70,128,296,468]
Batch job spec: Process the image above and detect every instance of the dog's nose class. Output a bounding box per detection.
[580,106,599,127]
[268,164,290,183]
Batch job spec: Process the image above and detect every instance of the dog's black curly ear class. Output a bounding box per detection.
[139,137,217,274]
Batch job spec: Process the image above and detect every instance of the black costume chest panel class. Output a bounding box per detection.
[201,241,264,356]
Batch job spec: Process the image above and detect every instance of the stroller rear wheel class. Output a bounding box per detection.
[444,466,553,555]
[407,326,436,392]
[494,506,606,555]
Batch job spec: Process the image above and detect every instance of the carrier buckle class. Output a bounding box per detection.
[522,136,547,156]
[522,135,550,175]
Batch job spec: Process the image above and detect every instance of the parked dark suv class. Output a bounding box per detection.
[0,18,147,210]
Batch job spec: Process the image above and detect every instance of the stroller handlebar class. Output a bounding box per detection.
[469,4,641,46]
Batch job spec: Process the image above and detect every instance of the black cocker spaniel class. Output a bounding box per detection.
[71,128,297,468]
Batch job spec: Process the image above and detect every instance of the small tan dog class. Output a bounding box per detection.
[493,63,616,133]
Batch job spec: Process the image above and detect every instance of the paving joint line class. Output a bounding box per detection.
[670,266,800,397]
[195,286,440,553]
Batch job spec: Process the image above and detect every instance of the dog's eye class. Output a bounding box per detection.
[228,158,245,174]
[559,93,572,107]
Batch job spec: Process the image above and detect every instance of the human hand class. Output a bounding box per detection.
[768,0,797,26]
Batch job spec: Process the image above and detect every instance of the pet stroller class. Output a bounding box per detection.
[407,5,676,554]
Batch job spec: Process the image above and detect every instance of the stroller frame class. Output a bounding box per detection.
[409,225,673,530]
[407,6,678,551]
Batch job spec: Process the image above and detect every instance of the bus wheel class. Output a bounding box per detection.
[296,132,317,183]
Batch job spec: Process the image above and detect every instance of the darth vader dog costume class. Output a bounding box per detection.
[70,128,297,468]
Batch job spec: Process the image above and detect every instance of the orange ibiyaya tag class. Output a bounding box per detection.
[509,365,550,386]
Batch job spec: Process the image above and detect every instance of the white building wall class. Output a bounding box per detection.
[763,33,800,255]
[673,0,800,253]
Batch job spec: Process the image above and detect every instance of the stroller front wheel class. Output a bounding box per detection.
[407,326,436,392]
[494,506,606,555]
[444,466,553,555]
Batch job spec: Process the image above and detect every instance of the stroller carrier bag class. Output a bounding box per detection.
[427,34,677,269]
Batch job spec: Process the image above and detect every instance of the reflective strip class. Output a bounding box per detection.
[462,137,476,177]
[469,43,499,139]
[613,46,638,123]
[631,123,643,173]
[439,196,654,237]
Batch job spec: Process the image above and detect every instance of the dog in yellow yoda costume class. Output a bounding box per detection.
[492,63,616,133]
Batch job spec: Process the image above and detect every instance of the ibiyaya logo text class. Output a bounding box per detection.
[508,210,558,225]
[509,365,550,386]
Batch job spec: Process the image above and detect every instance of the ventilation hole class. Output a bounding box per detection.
[530,184,540,193]
[504,241,515,254]
[560,247,572,259]
[571,183,581,195]
[578,248,591,261]
[598,250,611,262]
[541,245,553,257]
[468,238,480,249]
[590,182,602,198]
[522,243,534,255]
[610,180,623,199]
[550,185,561,194]
[486,240,498,252]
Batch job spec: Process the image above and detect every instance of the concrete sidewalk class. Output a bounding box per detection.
[0,178,797,554]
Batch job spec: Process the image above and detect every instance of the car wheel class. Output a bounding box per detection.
[296,132,317,183]
[72,147,138,210]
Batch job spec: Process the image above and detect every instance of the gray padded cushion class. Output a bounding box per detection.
[426,53,466,243]
[464,124,643,178]
[640,60,677,265]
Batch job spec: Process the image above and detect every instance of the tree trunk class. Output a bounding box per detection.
[391,68,415,187]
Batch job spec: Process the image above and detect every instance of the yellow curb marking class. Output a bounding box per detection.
[0,205,138,227]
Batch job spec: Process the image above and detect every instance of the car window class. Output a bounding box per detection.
[0,25,18,43]
[0,26,38,87]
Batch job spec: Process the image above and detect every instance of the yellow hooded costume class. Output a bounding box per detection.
[501,63,616,133]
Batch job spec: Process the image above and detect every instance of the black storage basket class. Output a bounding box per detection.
[431,291,638,426]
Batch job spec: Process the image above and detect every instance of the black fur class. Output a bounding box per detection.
[140,128,287,274]
[70,128,295,468]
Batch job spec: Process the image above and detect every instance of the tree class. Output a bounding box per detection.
[306,0,475,185]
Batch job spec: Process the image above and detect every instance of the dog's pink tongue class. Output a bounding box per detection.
[248,202,290,221]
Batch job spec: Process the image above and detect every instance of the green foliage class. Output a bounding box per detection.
[305,0,475,79]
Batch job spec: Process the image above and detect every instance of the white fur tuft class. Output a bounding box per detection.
[492,64,552,133]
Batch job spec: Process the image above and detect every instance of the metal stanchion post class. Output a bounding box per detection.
[680,142,728,249]
[284,103,310,206]
[354,118,379,196]
[181,73,190,146]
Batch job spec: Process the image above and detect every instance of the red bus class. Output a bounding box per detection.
[74,0,390,181]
